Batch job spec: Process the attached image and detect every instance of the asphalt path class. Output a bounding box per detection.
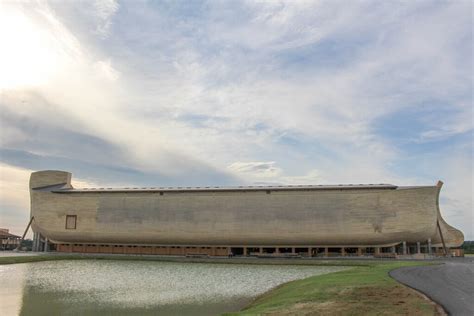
[390,259,474,315]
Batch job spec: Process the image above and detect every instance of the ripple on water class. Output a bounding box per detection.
[0,260,347,315]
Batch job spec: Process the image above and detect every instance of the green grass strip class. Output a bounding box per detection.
[227,261,438,315]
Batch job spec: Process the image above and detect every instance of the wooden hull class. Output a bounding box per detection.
[29,171,464,248]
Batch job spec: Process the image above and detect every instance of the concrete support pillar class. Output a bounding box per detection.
[33,232,40,252]
[391,246,396,254]
[243,247,247,256]
[357,248,362,256]
[275,247,280,254]
[259,247,263,255]
[324,247,329,257]
[375,247,380,255]
[341,247,345,256]
[32,232,36,251]
[416,242,421,254]
[402,242,407,255]
[43,238,49,252]
[291,247,295,254]
[308,247,312,257]
[428,238,432,255]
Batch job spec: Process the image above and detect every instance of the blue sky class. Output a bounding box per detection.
[0,0,472,239]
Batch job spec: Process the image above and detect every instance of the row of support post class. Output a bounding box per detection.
[32,232,48,252]
[238,246,381,257]
[233,239,438,257]
[397,239,433,256]
[36,240,440,256]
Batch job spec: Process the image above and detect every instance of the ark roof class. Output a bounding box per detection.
[51,183,403,193]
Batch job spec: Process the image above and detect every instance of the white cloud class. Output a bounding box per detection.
[94,59,120,81]
[227,161,282,181]
[227,162,325,186]
[0,163,31,213]
[92,0,119,37]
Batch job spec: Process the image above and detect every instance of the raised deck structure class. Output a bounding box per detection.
[29,170,464,257]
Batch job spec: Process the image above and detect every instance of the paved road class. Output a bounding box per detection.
[390,259,474,315]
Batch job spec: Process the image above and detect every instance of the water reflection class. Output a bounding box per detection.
[0,264,27,315]
[0,260,346,315]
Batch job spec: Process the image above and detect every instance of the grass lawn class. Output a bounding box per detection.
[227,261,441,316]
[0,254,91,265]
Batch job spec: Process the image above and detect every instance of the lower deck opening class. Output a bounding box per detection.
[247,247,260,255]
[295,247,308,254]
[230,247,244,256]
[278,247,292,254]
[327,247,340,256]
[262,247,276,254]
[365,247,375,254]
[345,247,358,255]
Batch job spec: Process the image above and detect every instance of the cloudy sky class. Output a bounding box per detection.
[0,0,472,239]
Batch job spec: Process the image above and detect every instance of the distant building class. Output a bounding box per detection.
[1,228,21,250]
[29,170,464,257]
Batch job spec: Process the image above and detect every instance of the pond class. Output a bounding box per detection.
[0,260,347,315]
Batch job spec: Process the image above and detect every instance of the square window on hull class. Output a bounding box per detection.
[66,215,77,229]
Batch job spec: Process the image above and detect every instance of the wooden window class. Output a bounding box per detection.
[66,215,77,229]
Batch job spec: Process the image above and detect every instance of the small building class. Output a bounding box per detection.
[0,228,21,250]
